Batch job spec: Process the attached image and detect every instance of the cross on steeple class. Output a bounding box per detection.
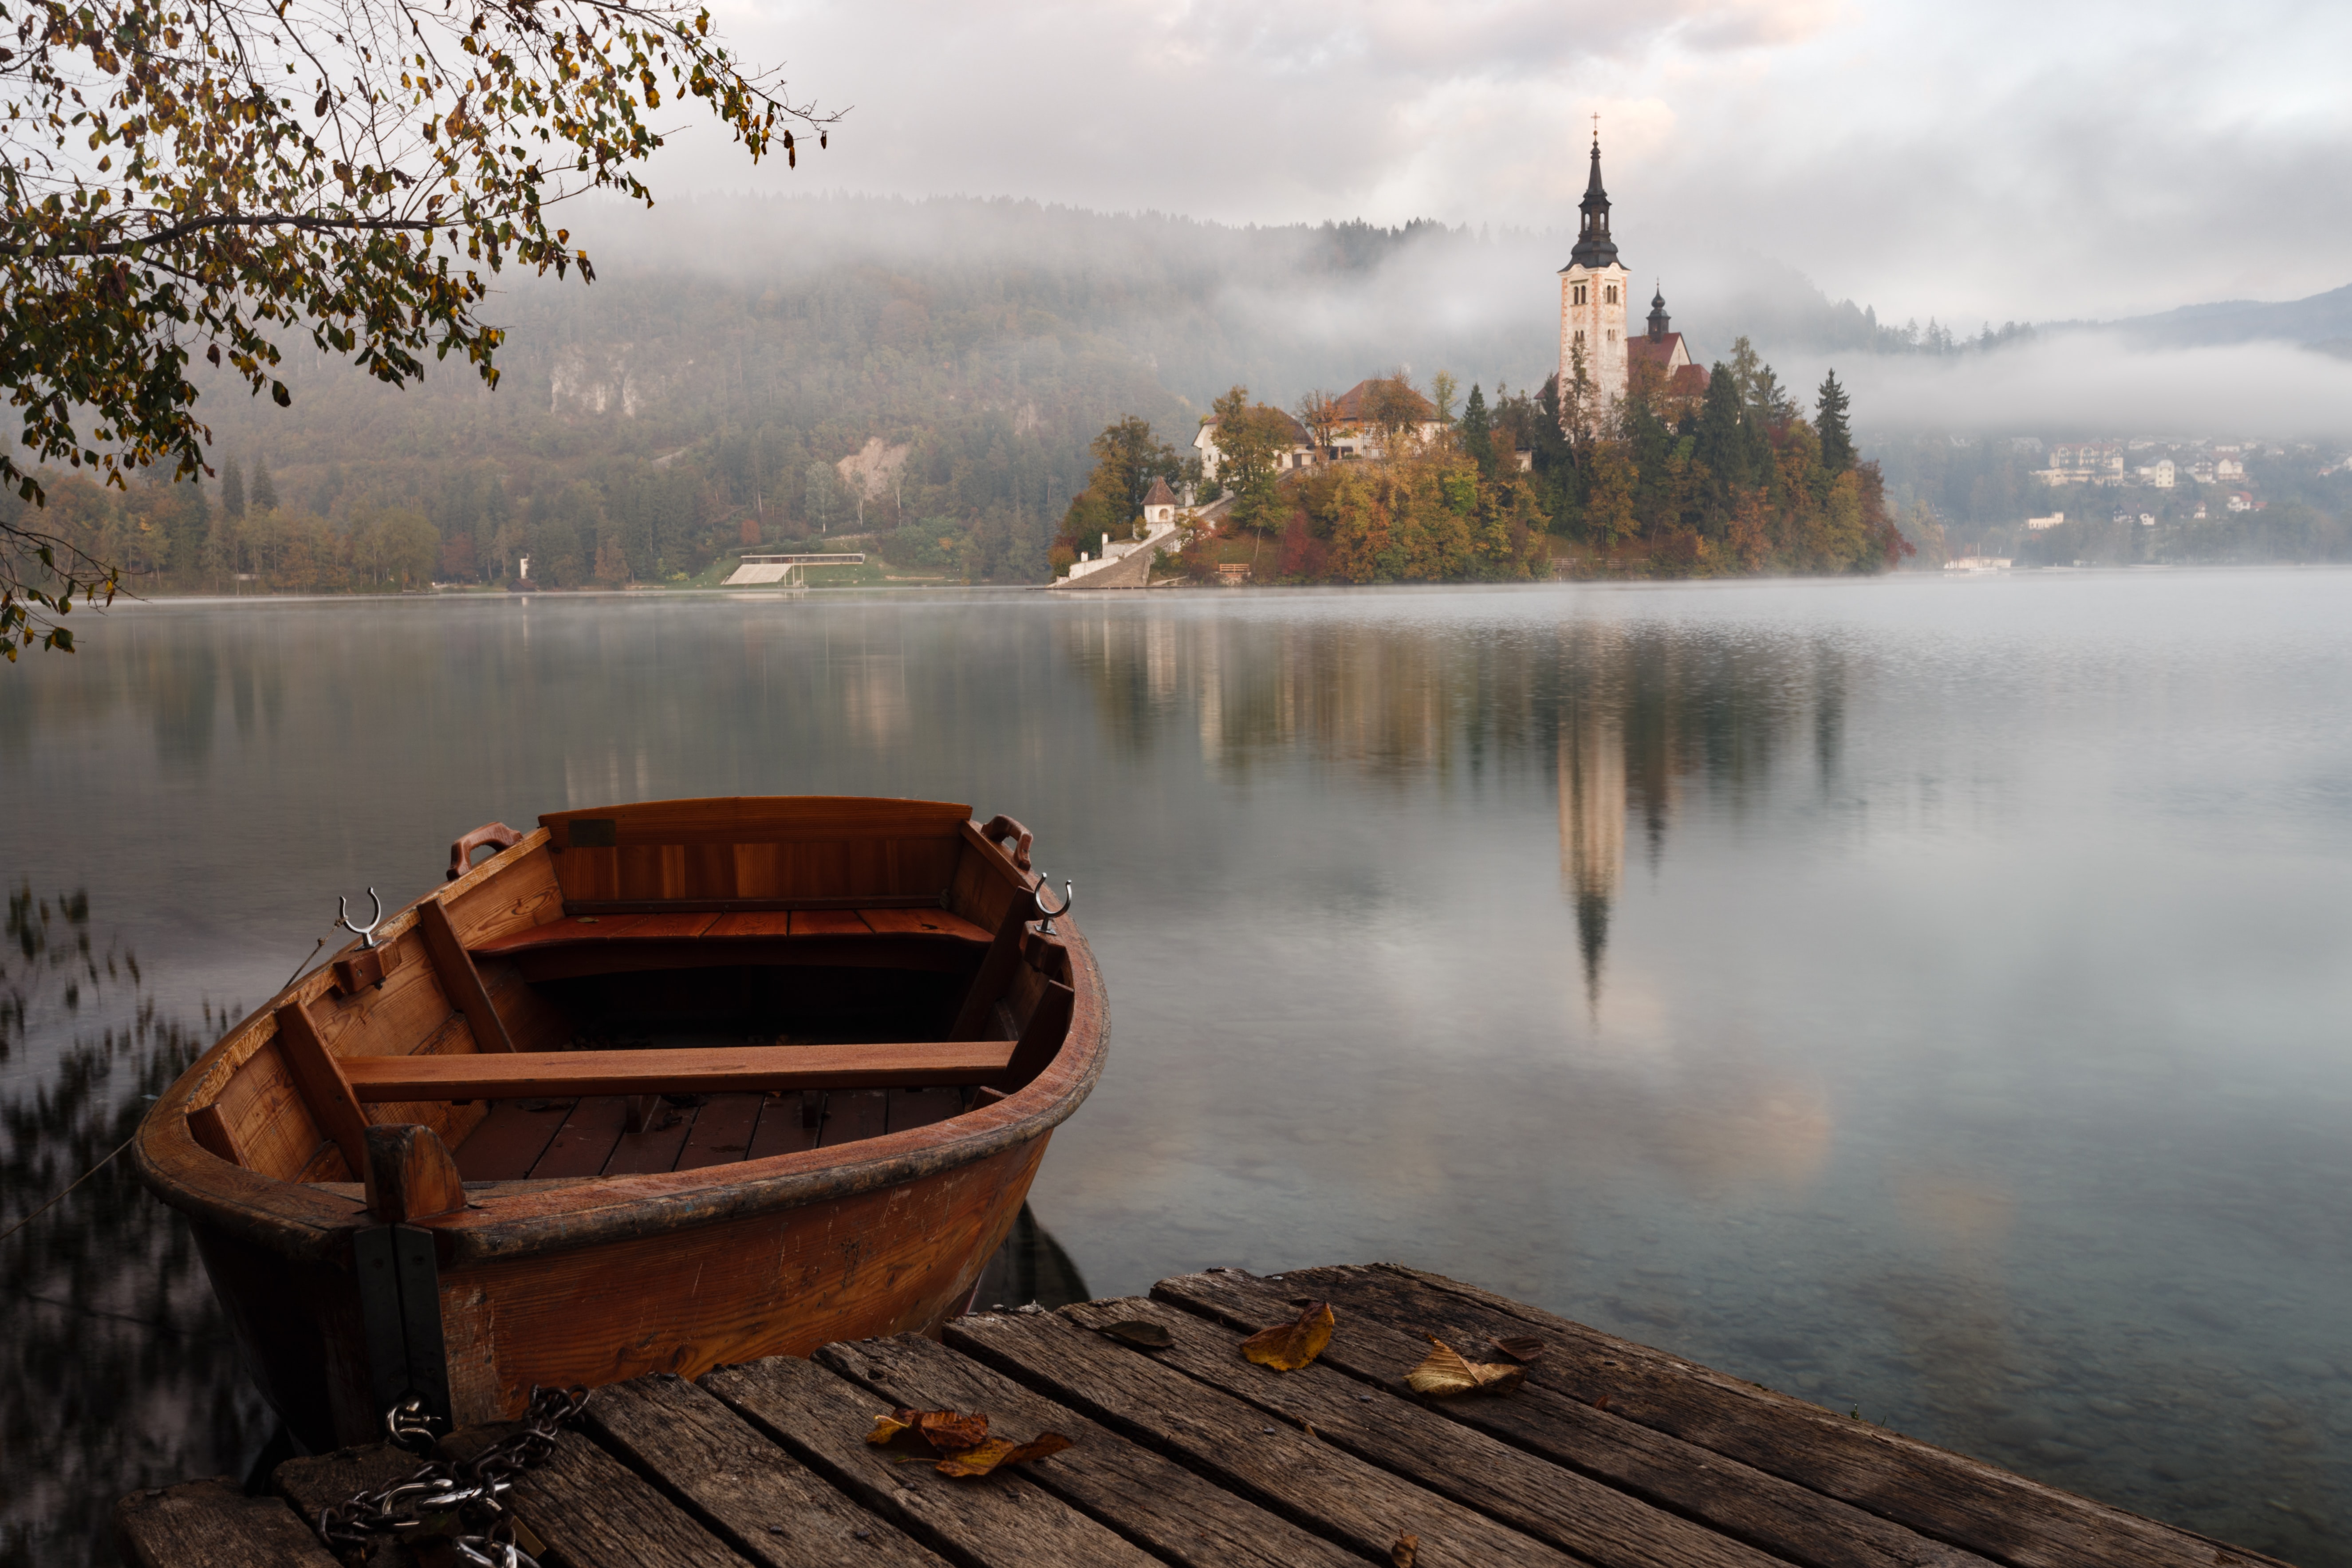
[1568,126,1619,268]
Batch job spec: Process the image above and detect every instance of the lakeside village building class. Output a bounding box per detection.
[1192,134,1706,484]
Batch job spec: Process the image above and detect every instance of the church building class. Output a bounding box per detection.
[1558,136,1707,426]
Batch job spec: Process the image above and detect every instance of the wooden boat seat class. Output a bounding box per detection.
[468,908,993,982]
[340,1040,1017,1101]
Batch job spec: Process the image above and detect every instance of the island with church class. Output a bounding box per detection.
[1052,135,1913,586]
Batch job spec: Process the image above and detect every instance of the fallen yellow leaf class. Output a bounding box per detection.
[1241,1300,1336,1372]
[933,1432,1074,1477]
[1391,1531,1420,1567]
[1405,1336,1526,1396]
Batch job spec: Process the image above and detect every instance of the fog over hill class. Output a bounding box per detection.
[196,194,2352,477]
[16,192,2332,592]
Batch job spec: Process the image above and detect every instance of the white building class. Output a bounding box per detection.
[2026,512,2067,530]
[2134,459,2175,489]
[1142,476,1178,528]
[1193,379,1445,481]
[2038,444,2124,485]
[1557,135,1630,418]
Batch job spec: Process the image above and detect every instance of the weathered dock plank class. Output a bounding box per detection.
[705,1349,1162,1568]
[123,1261,2293,1568]
[1052,1289,1793,1568]
[818,1328,1364,1568]
[946,1300,1586,1568]
[583,1374,949,1568]
[1302,1262,2276,1568]
[444,1421,750,1567]
[115,1478,339,1568]
[1152,1265,1996,1568]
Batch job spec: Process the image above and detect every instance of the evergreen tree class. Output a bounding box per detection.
[220,457,246,520]
[250,460,280,513]
[1816,371,1855,474]
[1460,385,1494,476]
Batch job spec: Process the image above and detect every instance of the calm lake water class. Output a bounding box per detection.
[4,571,2350,1564]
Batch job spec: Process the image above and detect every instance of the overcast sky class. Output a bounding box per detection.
[657,0,2350,328]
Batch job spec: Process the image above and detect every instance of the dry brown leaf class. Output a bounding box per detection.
[1405,1336,1526,1396]
[1241,1300,1336,1371]
[933,1431,1074,1477]
[867,1408,991,1453]
[1098,1319,1174,1349]
[1391,1531,1420,1567]
[1492,1336,1547,1363]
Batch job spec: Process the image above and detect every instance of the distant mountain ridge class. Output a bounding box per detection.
[2077,282,2352,351]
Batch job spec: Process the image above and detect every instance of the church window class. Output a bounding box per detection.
[1573,329,1585,345]
[1572,283,1587,305]
[1607,330,1617,344]
[1605,284,1619,304]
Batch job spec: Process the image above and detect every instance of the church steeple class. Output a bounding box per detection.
[1647,286,1670,342]
[1568,136,1620,268]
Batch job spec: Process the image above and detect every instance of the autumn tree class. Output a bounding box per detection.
[1293,390,1342,462]
[1059,415,1184,556]
[1429,371,1459,427]
[1358,372,1430,459]
[1206,387,1296,535]
[1,0,834,655]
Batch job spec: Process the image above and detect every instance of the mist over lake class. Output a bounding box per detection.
[4,570,2348,1564]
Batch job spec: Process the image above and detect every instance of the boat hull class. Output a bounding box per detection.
[190,1134,1048,1448]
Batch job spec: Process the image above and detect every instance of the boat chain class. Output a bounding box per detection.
[315,1385,590,1566]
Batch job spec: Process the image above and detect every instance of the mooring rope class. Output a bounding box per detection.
[0,1131,137,1246]
[2,928,326,1247]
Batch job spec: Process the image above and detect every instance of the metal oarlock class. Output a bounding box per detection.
[336,887,385,950]
[1034,875,1074,936]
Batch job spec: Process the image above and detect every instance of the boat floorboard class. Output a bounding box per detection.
[452,1086,973,1181]
[122,1264,2294,1568]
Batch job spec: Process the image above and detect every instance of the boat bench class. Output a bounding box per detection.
[248,994,1031,1186]
[466,907,994,982]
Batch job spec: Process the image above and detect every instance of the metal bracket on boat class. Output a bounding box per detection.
[337,887,385,951]
[355,1223,453,1440]
[1033,875,1074,936]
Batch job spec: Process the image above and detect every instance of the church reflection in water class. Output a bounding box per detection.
[1557,689,1625,1003]
[1060,605,1848,1004]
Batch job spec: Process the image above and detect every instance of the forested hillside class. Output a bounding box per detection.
[8,193,2341,592]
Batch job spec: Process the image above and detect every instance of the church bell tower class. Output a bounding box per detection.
[1558,133,1631,427]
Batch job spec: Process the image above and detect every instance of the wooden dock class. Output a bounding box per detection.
[118,1262,2287,1568]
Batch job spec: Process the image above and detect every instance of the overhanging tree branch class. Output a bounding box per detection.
[0,0,837,654]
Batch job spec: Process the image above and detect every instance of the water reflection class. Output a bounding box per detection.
[0,891,268,1568]
[1558,688,1624,1002]
[5,581,2349,1568]
[1068,607,1851,1005]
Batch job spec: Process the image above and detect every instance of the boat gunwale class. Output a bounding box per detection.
[130,808,1108,1269]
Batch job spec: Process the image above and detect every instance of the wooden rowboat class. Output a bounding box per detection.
[132,797,1105,1450]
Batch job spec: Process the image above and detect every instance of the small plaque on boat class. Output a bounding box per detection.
[567,818,618,847]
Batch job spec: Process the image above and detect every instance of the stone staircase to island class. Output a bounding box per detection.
[1057,495,1232,590]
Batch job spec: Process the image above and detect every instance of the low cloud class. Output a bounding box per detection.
[1825,336,2352,441]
